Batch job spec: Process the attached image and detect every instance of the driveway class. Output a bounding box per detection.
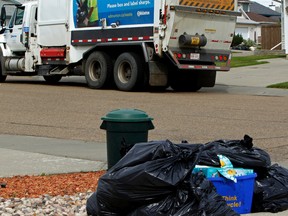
[212,57,288,96]
[217,57,288,88]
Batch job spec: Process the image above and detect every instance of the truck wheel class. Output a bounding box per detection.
[0,74,6,82]
[198,70,216,87]
[171,83,201,92]
[0,53,6,82]
[85,51,113,89]
[113,52,144,91]
[169,71,202,92]
[43,75,62,84]
[170,80,201,92]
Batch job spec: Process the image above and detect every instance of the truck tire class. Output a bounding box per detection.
[0,51,6,82]
[113,52,144,91]
[0,74,6,82]
[198,70,216,87]
[170,80,201,92]
[85,51,113,89]
[169,71,202,92]
[43,75,62,84]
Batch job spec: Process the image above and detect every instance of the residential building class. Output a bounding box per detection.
[237,0,281,45]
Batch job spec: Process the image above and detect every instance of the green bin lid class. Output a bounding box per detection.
[101,109,153,122]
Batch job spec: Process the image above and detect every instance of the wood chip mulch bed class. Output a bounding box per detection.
[0,171,106,199]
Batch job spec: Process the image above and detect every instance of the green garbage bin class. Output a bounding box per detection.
[100,109,154,169]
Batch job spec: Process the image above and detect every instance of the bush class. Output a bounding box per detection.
[243,39,256,48]
[231,34,243,47]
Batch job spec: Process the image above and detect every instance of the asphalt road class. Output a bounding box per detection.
[0,57,288,163]
[0,57,288,215]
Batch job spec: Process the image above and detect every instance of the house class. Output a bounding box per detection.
[236,7,260,44]
[236,0,281,45]
[249,1,281,22]
[238,0,281,21]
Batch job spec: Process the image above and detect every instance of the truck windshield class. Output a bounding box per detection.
[8,6,24,28]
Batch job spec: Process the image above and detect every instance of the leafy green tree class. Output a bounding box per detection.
[231,34,243,47]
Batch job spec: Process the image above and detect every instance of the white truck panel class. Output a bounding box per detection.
[69,45,88,63]
[168,12,236,50]
[37,0,69,46]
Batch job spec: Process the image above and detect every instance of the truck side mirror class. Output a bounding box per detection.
[0,6,6,26]
[0,27,5,34]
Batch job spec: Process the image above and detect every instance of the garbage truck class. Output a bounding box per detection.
[0,0,239,91]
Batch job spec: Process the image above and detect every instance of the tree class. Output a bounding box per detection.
[231,34,243,47]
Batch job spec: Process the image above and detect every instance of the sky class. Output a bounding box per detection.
[254,0,281,7]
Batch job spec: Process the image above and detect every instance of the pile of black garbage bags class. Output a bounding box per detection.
[87,135,288,215]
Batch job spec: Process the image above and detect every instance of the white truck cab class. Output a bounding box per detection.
[5,4,26,52]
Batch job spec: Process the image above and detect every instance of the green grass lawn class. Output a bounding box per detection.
[230,55,286,68]
[267,82,288,89]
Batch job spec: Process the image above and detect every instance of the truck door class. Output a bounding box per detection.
[27,5,37,48]
[4,6,26,52]
[30,6,37,37]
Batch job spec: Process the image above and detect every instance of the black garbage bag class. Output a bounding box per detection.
[199,135,271,174]
[128,172,239,216]
[87,140,204,215]
[252,164,288,213]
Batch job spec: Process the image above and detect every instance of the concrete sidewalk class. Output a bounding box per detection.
[1,134,287,176]
[0,135,107,177]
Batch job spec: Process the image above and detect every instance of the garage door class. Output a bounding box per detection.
[235,27,248,40]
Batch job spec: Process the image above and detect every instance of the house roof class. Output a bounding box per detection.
[250,1,281,17]
[238,0,250,3]
[237,17,259,25]
[246,12,279,23]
